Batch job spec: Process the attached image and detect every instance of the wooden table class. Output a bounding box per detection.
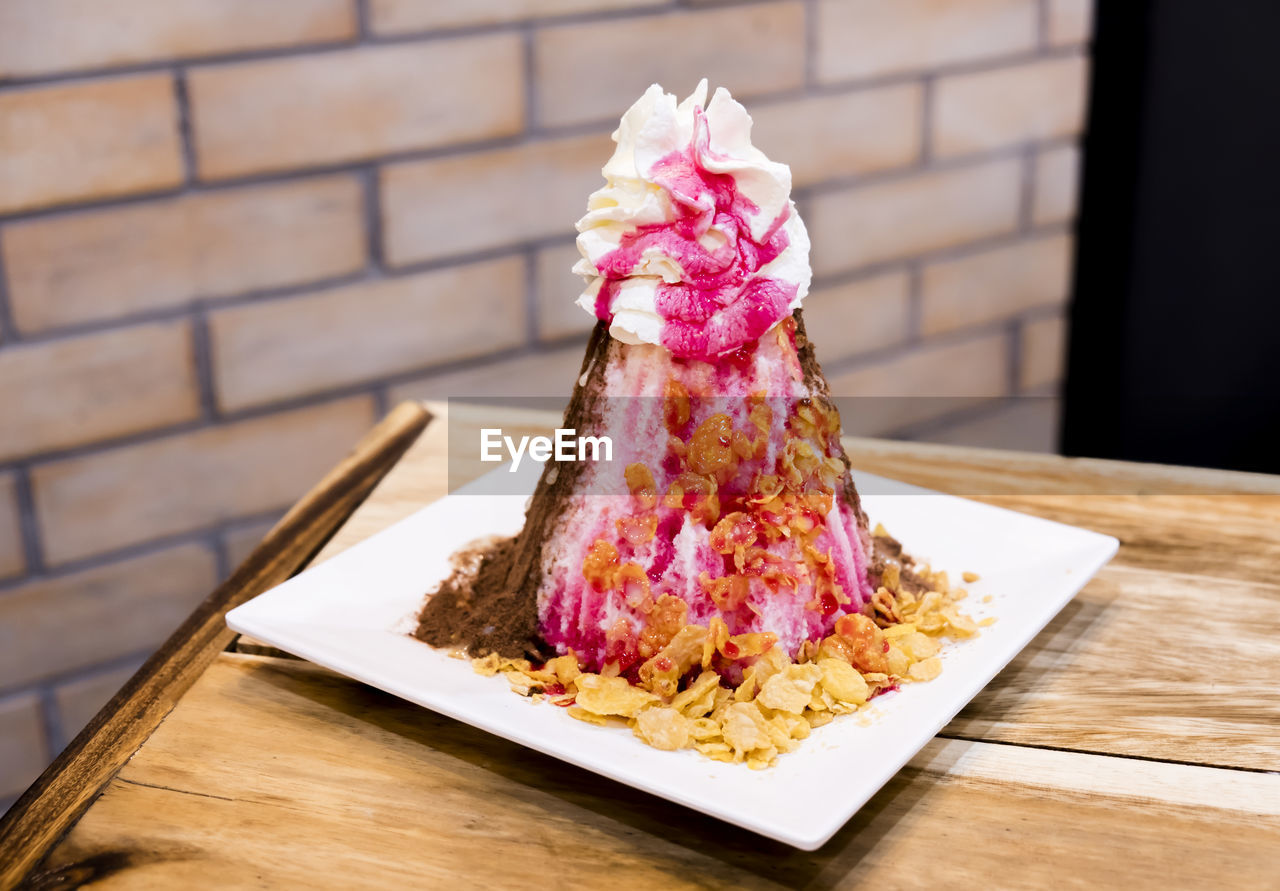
[4,401,1279,889]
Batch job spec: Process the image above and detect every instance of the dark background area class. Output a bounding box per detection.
[1063,0,1280,473]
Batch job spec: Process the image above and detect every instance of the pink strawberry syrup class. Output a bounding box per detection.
[591,107,797,361]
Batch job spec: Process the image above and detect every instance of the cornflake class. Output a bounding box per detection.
[723,702,773,756]
[670,670,720,717]
[817,658,869,705]
[567,706,607,725]
[907,657,943,682]
[756,664,822,714]
[471,653,501,677]
[462,524,987,769]
[575,674,658,717]
[634,707,692,750]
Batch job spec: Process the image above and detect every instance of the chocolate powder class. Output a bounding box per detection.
[869,528,930,595]
[414,535,553,661]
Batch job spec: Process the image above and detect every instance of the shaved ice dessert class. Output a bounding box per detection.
[416,82,982,767]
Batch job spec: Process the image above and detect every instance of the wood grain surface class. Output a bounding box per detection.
[12,400,1280,889]
[26,655,1280,890]
[0,402,430,890]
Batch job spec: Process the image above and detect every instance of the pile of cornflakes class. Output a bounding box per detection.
[467,530,992,769]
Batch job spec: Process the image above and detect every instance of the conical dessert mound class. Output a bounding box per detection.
[416,82,979,766]
[419,79,881,676]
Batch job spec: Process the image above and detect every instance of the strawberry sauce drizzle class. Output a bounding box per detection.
[592,107,797,360]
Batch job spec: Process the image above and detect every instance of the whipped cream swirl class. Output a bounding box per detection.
[573,80,811,360]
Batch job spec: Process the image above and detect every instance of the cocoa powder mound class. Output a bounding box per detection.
[869,528,930,595]
[414,536,553,662]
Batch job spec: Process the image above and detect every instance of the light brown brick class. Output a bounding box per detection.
[933,56,1089,157]
[369,0,665,34]
[210,258,527,411]
[815,0,1037,83]
[536,242,596,342]
[0,0,355,79]
[222,516,280,569]
[802,271,912,363]
[54,659,146,740]
[32,397,376,565]
[0,74,182,215]
[829,333,1008,397]
[920,234,1072,335]
[389,347,586,403]
[0,694,46,798]
[1032,144,1081,225]
[751,84,923,188]
[381,133,610,267]
[1047,0,1094,47]
[534,3,806,128]
[0,474,23,581]
[826,333,1009,435]
[0,322,199,463]
[807,158,1022,277]
[0,545,216,692]
[1021,313,1067,391]
[188,37,523,180]
[3,176,366,334]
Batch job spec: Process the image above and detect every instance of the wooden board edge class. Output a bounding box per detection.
[0,402,432,890]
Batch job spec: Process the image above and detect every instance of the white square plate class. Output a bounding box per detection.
[227,462,1117,850]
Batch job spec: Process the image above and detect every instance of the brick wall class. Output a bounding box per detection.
[0,0,1092,807]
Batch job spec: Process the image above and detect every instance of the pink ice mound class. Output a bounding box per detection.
[536,320,874,676]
